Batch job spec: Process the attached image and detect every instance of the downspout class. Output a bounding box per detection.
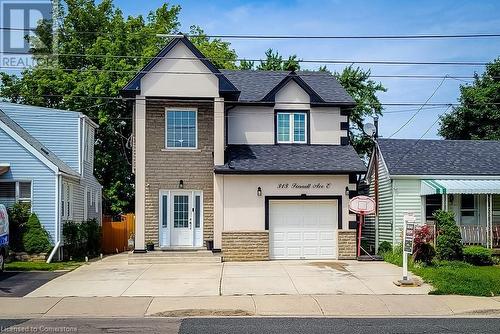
[391,179,396,246]
[47,173,62,263]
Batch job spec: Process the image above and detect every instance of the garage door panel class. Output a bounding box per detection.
[286,247,301,257]
[320,247,335,256]
[273,232,286,241]
[319,231,335,240]
[286,232,301,241]
[303,231,319,240]
[269,200,337,260]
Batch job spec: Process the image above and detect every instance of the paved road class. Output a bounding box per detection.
[0,271,64,297]
[1,318,499,333]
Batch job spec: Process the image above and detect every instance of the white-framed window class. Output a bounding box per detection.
[165,108,198,149]
[0,181,32,205]
[84,125,90,162]
[276,111,307,144]
[95,190,99,213]
[62,182,73,220]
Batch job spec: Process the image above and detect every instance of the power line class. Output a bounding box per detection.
[0,66,488,82]
[2,27,500,39]
[4,94,500,107]
[0,51,489,66]
[389,75,449,138]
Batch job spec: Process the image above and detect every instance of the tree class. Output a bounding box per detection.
[333,66,386,157]
[0,1,237,215]
[187,25,237,69]
[439,58,500,140]
[245,49,300,71]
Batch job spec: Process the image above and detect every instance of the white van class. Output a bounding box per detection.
[0,204,9,271]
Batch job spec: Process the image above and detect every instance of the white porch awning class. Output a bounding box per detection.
[421,179,500,195]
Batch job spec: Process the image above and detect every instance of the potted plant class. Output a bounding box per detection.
[146,240,155,251]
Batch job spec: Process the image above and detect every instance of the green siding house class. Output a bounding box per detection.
[364,139,500,253]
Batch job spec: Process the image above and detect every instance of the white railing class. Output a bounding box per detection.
[459,225,488,246]
[493,223,500,248]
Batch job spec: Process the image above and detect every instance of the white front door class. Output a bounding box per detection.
[159,190,203,248]
[269,200,337,259]
[171,192,192,246]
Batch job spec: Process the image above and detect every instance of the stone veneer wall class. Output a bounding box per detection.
[338,230,357,259]
[222,231,269,261]
[144,99,214,247]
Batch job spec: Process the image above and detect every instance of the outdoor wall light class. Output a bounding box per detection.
[257,187,262,197]
[179,180,184,189]
[345,186,350,196]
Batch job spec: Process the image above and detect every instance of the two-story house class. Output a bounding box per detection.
[122,36,366,261]
[0,102,102,259]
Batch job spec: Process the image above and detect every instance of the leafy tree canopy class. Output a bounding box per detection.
[239,49,300,71]
[0,0,236,215]
[0,0,386,215]
[332,66,386,157]
[439,58,500,140]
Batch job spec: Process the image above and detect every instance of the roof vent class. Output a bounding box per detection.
[40,147,49,155]
[228,161,235,169]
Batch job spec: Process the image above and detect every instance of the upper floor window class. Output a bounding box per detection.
[84,125,92,162]
[0,181,32,206]
[276,112,307,144]
[165,109,197,149]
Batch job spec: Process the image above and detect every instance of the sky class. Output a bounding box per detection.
[46,1,500,139]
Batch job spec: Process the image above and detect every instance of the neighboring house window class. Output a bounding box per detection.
[84,125,89,161]
[425,194,442,221]
[276,112,307,144]
[62,182,73,220]
[0,181,32,205]
[95,190,99,213]
[165,109,197,149]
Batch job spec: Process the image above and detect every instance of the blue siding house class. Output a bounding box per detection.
[0,102,102,259]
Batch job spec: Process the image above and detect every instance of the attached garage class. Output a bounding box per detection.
[269,199,339,259]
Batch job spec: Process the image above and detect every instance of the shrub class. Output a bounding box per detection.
[382,243,404,266]
[6,202,30,251]
[434,210,463,261]
[22,213,51,254]
[63,220,101,259]
[81,219,101,257]
[413,224,436,265]
[463,246,493,266]
[378,241,392,255]
[413,243,436,265]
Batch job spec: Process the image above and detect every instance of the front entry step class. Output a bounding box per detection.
[128,250,221,264]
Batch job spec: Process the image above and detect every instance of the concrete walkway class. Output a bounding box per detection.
[1,295,500,318]
[27,254,431,297]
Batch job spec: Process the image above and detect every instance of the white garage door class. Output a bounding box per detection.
[269,200,337,259]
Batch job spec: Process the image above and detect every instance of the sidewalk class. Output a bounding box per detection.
[1,295,500,318]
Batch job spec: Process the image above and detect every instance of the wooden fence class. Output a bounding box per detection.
[101,213,135,254]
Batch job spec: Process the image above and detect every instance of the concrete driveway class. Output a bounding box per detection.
[27,253,431,297]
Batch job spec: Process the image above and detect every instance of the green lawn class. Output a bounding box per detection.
[413,262,500,296]
[383,250,500,297]
[5,261,83,272]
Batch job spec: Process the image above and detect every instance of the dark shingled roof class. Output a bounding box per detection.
[378,138,500,176]
[220,70,355,104]
[215,145,366,174]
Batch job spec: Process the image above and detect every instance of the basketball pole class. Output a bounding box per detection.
[357,213,364,257]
